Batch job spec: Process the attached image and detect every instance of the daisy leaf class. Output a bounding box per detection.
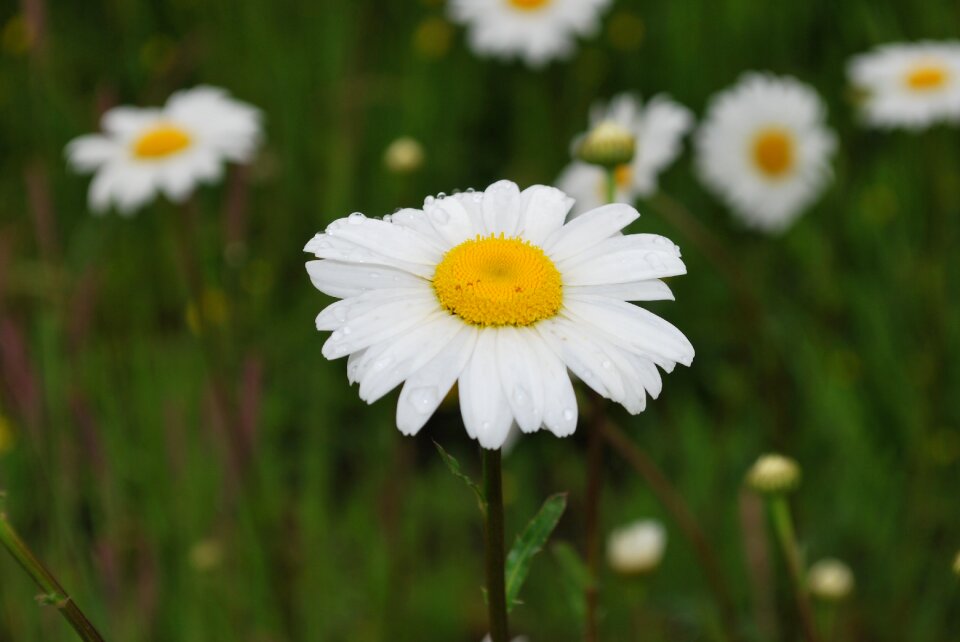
[505,492,568,612]
[433,441,485,513]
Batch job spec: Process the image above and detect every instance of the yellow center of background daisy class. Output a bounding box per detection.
[433,234,563,327]
[614,163,633,188]
[906,64,948,91]
[133,125,193,159]
[508,0,551,11]
[751,128,795,178]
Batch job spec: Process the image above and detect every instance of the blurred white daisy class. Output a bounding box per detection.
[558,93,693,216]
[848,41,960,129]
[305,180,693,449]
[607,519,667,575]
[66,86,262,215]
[695,73,836,234]
[448,0,612,68]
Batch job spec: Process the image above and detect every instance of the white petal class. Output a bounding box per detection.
[101,107,162,136]
[357,314,464,404]
[568,280,674,301]
[496,327,545,433]
[325,215,443,267]
[536,318,625,402]
[542,203,640,262]
[482,180,523,236]
[396,327,478,436]
[306,260,427,298]
[304,233,435,278]
[114,168,158,215]
[526,331,578,437]
[459,331,514,449]
[423,197,481,247]
[65,135,120,172]
[564,296,695,367]
[517,185,575,244]
[560,235,686,286]
[321,293,438,359]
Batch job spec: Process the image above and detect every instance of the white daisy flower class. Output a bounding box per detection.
[448,0,612,68]
[558,93,693,216]
[695,73,836,234]
[305,180,693,450]
[66,86,262,216]
[848,41,960,130]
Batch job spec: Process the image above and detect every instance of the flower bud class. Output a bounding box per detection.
[575,120,636,168]
[807,558,854,602]
[746,453,801,495]
[606,519,666,575]
[384,137,425,174]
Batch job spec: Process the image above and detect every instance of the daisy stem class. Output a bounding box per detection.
[482,448,509,642]
[605,168,617,205]
[0,499,105,641]
[769,497,820,642]
[584,397,605,642]
[598,420,742,642]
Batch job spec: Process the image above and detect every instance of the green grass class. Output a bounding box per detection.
[1,0,959,640]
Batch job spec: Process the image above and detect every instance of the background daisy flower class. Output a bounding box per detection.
[848,41,960,130]
[558,93,693,216]
[305,180,693,449]
[695,73,836,234]
[66,86,262,215]
[448,0,612,68]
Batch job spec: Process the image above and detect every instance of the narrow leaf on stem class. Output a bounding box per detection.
[434,441,486,513]
[505,492,568,612]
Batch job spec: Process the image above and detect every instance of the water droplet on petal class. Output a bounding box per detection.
[423,195,436,206]
[348,212,365,224]
[601,360,612,369]
[562,408,576,421]
[341,326,352,336]
[408,387,438,413]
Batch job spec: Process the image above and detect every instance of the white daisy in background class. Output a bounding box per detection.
[695,73,836,234]
[558,93,693,216]
[848,41,960,130]
[66,86,262,215]
[448,0,612,68]
[305,180,693,449]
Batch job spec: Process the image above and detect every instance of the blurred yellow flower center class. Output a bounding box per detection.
[751,128,795,178]
[133,125,192,159]
[614,164,633,188]
[508,0,551,10]
[906,64,947,91]
[433,234,562,327]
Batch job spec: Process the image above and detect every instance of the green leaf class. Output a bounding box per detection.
[433,441,485,513]
[552,541,589,624]
[505,492,568,612]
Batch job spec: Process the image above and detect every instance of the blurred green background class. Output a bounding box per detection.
[1,0,959,640]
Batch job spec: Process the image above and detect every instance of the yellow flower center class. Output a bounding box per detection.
[905,64,948,91]
[132,125,192,159]
[614,163,633,189]
[508,0,551,10]
[432,234,563,327]
[751,128,795,178]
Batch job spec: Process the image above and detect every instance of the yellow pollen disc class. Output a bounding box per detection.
[906,64,948,91]
[751,128,795,178]
[132,125,192,159]
[508,0,551,10]
[433,234,563,327]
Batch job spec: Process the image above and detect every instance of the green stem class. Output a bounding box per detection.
[482,449,509,642]
[0,501,105,641]
[605,168,617,205]
[584,396,604,642]
[769,497,820,642]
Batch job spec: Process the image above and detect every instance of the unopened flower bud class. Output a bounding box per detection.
[384,137,425,174]
[576,121,636,168]
[607,519,666,575]
[808,558,854,602]
[746,453,801,495]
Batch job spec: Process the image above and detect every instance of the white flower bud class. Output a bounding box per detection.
[575,120,636,168]
[807,558,854,602]
[384,137,425,174]
[746,453,801,495]
[607,519,666,575]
